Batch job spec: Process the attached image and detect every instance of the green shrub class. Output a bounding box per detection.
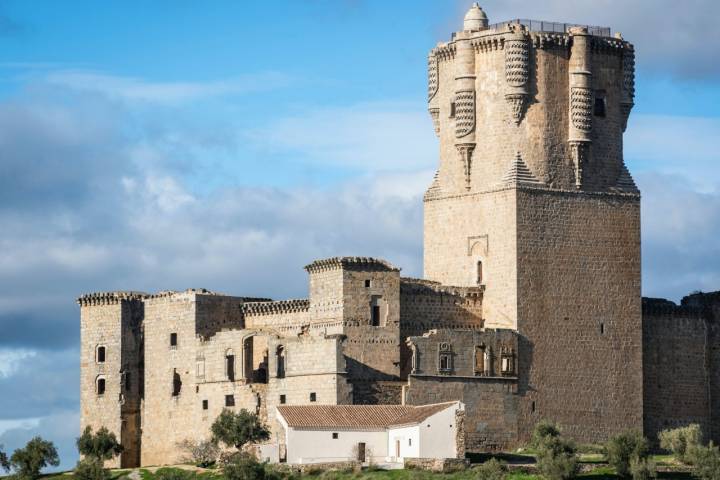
[154,468,197,480]
[77,426,124,462]
[0,444,9,472]
[606,431,650,478]
[9,436,60,480]
[223,453,266,480]
[532,420,562,448]
[689,442,720,480]
[659,424,702,463]
[211,409,270,451]
[474,458,507,480]
[630,457,657,480]
[536,436,579,480]
[74,458,111,480]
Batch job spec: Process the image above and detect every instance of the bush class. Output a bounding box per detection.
[536,436,579,480]
[630,457,657,480]
[532,420,562,448]
[211,409,270,451]
[74,458,111,480]
[606,431,650,478]
[177,439,219,468]
[688,442,720,480]
[9,436,60,480]
[474,458,507,480]
[0,444,9,472]
[223,453,266,480]
[154,468,197,480]
[77,426,123,462]
[659,424,702,463]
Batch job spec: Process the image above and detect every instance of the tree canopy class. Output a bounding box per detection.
[210,409,269,450]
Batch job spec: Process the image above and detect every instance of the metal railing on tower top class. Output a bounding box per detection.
[489,19,611,37]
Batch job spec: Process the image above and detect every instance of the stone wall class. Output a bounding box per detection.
[405,329,519,451]
[515,189,642,444]
[642,293,720,444]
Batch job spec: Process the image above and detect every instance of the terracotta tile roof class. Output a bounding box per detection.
[276,402,458,430]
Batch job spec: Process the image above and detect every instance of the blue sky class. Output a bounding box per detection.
[0,0,719,472]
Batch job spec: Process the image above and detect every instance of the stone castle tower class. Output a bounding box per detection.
[423,4,642,440]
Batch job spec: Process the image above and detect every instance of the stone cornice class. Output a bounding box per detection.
[77,291,147,307]
[304,257,400,274]
[243,299,310,316]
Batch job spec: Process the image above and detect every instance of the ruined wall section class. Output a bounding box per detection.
[405,329,519,451]
[78,292,145,468]
[642,298,710,442]
[515,189,642,443]
[399,279,484,377]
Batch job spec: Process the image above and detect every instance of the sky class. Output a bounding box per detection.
[0,0,719,472]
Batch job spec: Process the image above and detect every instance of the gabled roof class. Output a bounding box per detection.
[276,402,458,430]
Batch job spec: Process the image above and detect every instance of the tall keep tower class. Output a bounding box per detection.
[424,3,642,441]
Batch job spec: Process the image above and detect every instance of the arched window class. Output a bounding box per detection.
[96,345,106,363]
[276,346,286,379]
[476,261,483,285]
[96,375,106,396]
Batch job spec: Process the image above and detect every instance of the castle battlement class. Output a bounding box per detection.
[304,256,400,273]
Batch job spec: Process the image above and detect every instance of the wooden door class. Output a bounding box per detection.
[357,442,366,462]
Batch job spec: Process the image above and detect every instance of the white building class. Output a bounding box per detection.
[273,402,463,464]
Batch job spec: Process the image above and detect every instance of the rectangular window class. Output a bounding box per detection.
[170,333,178,348]
[594,92,606,117]
[125,372,131,392]
[371,306,380,327]
[97,377,106,396]
[96,346,106,363]
[225,395,235,407]
[310,392,316,402]
[450,102,456,118]
[226,355,235,381]
[279,394,286,404]
[409,438,412,446]
[202,400,208,410]
[364,279,371,288]
[501,356,514,374]
[332,433,338,439]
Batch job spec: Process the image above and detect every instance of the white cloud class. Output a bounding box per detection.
[245,101,438,171]
[0,349,36,378]
[44,70,293,104]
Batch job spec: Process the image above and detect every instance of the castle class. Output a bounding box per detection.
[78,4,720,468]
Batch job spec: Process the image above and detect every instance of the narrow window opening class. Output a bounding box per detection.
[594,93,606,117]
[170,333,178,348]
[226,352,235,382]
[172,369,182,396]
[195,385,199,393]
[310,392,317,402]
[600,323,605,335]
[364,279,371,288]
[96,345,106,363]
[332,433,338,439]
[225,394,235,407]
[531,401,536,413]
[371,306,380,326]
[474,345,485,375]
[476,261,483,285]
[276,346,285,379]
[96,376,106,396]
[279,394,286,404]
[124,371,131,392]
[408,438,412,446]
[202,400,208,410]
[450,102,456,118]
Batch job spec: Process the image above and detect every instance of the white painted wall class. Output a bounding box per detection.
[387,425,420,461]
[418,404,460,459]
[285,428,388,464]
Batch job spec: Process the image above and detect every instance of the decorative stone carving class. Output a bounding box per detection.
[427,54,439,103]
[454,90,475,138]
[505,93,527,125]
[505,38,529,87]
[504,31,530,125]
[569,141,588,189]
[456,143,475,190]
[570,87,593,132]
[499,151,543,187]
